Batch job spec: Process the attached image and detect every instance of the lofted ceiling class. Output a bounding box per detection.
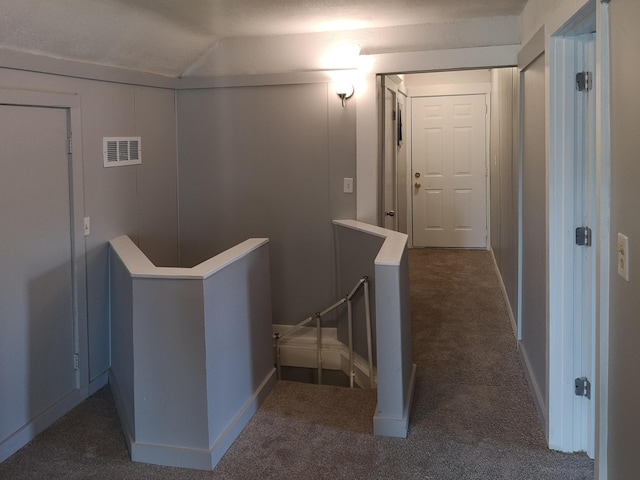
[0,0,528,78]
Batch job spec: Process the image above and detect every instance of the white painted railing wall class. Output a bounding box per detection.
[108,235,276,471]
[333,220,416,438]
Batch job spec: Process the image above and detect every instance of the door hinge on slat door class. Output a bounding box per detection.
[576,226,592,246]
[73,353,79,370]
[575,377,591,399]
[576,72,592,92]
[67,136,72,154]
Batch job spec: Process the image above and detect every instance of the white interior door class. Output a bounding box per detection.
[0,104,77,445]
[411,94,488,247]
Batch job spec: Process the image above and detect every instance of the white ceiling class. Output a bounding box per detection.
[0,0,528,78]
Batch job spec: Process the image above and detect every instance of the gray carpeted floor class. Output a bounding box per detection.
[0,249,594,479]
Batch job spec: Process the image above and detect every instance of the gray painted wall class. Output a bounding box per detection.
[520,53,548,411]
[0,68,179,384]
[608,0,640,475]
[490,72,502,264]
[109,236,275,470]
[489,67,520,320]
[203,247,275,443]
[373,237,414,437]
[334,225,383,361]
[177,83,356,326]
[109,251,135,438]
[133,276,208,449]
[5,3,640,474]
[333,220,414,437]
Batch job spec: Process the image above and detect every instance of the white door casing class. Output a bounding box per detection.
[548,9,600,457]
[574,33,597,458]
[411,94,488,248]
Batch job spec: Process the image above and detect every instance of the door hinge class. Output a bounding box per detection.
[67,136,73,154]
[575,377,591,399]
[575,226,592,246]
[576,72,592,92]
[73,353,79,370]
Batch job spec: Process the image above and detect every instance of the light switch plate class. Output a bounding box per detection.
[617,233,629,281]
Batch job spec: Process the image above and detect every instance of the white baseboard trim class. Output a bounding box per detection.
[111,367,277,471]
[373,362,417,438]
[0,388,84,464]
[518,343,549,438]
[489,247,518,339]
[273,324,377,389]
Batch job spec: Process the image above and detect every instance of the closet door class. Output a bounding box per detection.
[0,104,77,445]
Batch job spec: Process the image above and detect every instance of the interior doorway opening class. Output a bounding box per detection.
[378,68,516,253]
[547,0,607,460]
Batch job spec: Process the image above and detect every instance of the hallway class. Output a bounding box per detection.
[0,250,594,479]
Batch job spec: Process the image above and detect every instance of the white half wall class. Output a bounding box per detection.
[109,235,276,471]
[334,220,415,438]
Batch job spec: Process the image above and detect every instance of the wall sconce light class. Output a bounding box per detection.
[335,81,354,107]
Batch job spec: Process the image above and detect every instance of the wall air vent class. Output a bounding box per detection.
[103,137,141,167]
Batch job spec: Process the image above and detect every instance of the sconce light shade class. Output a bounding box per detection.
[335,81,354,107]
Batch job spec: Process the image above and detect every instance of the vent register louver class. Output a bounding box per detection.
[103,137,141,167]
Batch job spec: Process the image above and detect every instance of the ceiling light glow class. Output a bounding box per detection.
[321,43,361,70]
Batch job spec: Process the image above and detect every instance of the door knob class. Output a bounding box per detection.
[385,211,395,217]
[415,182,421,188]
[415,172,421,178]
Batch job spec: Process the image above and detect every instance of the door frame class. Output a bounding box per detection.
[0,89,88,462]
[380,75,401,230]
[548,30,597,456]
[406,84,491,249]
[547,0,610,467]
